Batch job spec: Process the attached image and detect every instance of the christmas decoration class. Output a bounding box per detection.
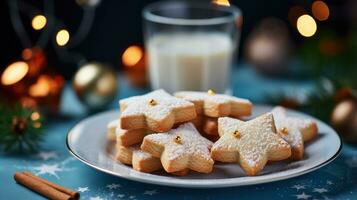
[5,0,98,115]
[27,73,65,114]
[331,98,357,143]
[269,78,357,142]
[244,18,292,74]
[0,103,44,152]
[73,62,118,110]
[1,47,65,114]
[122,45,148,88]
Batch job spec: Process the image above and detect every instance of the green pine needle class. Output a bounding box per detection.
[0,102,44,152]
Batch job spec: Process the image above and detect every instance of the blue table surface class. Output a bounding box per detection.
[1,66,356,200]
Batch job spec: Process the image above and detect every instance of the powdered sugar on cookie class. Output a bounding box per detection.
[272,106,317,160]
[119,89,196,132]
[212,113,291,176]
[141,123,214,173]
[174,90,252,117]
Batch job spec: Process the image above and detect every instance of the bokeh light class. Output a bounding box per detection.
[212,0,230,6]
[31,15,47,30]
[312,1,330,21]
[29,75,51,97]
[297,14,317,37]
[33,122,42,128]
[1,61,29,85]
[56,29,70,46]
[122,46,143,67]
[31,112,40,121]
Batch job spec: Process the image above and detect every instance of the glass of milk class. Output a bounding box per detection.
[143,1,242,93]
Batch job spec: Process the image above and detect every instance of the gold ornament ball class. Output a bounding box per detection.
[73,62,118,110]
[331,99,357,143]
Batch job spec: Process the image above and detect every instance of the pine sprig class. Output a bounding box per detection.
[0,103,44,152]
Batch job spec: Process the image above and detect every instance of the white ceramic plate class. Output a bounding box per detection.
[66,105,342,188]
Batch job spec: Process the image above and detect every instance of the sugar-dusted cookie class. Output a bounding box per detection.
[272,107,303,160]
[273,107,318,143]
[116,145,162,173]
[106,118,148,146]
[301,122,318,142]
[120,89,196,132]
[115,144,189,175]
[190,116,218,136]
[107,119,118,141]
[174,90,252,118]
[211,113,291,176]
[116,124,148,147]
[202,117,219,136]
[189,116,219,142]
[272,106,318,159]
[141,123,214,174]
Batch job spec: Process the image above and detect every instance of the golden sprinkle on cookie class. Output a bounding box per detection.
[174,136,182,144]
[148,99,157,106]
[280,127,289,135]
[207,89,216,96]
[233,130,241,138]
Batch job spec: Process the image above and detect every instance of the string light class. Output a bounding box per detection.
[31,112,40,121]
[33,122,42,128]
[56,29,70,46]
[297,14,317,37]
[1,61,29,85]
[31,15,47,30]
[212,0,230,6]
[29,75,51,97]
[312,1,329,21]
[122,45,143,67]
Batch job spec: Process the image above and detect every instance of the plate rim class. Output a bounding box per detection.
[66,106,342,188]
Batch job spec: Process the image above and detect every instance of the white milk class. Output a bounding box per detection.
[147,33,233,93]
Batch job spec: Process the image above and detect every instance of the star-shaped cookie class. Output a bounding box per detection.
[211,113,291,176]
[116,119,149,147]
[120,89,196,132]
[106,119,149,146]
[141,123,214,173]
[116,144,189,175]
[272,106,318,160]
[116,145,162,173]
[174,90,252,118]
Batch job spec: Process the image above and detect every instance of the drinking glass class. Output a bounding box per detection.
[143,1,242,93]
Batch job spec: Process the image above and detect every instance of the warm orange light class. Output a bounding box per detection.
[122,46,143,67]
[212,0,230,6]
[32,15,47,30]
[31,112,40,121]
[56,29,70,46]
[297,14,317,37]
[1,61,29,85]
[33,122,42,128]
[22,48,33,60]
[29,75,51,97]
[312,1,329,21]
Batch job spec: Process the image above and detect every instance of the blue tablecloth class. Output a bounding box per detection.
[1,67,356,200]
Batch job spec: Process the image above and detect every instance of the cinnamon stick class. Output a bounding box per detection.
[14,172,78,200]
[23,171,79,199]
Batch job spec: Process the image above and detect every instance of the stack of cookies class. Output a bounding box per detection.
[106,89,318,176]
[174,90,253,141]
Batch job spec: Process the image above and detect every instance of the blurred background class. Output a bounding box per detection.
[0,0,357,149]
